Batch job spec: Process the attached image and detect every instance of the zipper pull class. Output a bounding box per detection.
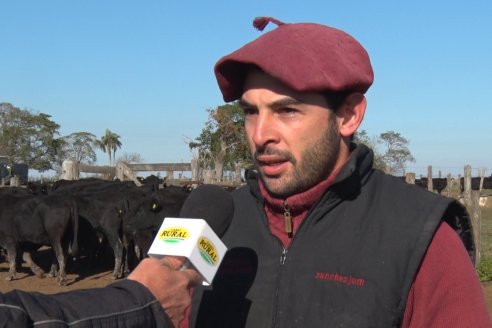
[283,200,293,238]
[280,248,288,265]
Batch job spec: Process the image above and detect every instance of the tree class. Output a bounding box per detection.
[95,129,122,166]
[377,131,415,175]
[59,132,99,164]
[353,130,387,171]
[117,152,143,164]
[0,102,61,171]
[354,129,415,175]
[189,103,252,181]
[51,131,99,174]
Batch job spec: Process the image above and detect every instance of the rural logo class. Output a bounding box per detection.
[159,226,189,243]
[198,237,219,265]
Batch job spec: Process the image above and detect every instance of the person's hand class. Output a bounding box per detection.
[128,257,202,327]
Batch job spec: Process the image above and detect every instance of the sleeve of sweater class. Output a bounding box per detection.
[402,221,491,328]
[0,279,171,328]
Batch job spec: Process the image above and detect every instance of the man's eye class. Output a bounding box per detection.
[243,108,257,116]
[279,107,298,114]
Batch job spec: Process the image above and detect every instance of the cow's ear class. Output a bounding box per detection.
[336,93,366,138]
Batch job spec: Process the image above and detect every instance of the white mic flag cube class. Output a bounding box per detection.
[148,217,227,285]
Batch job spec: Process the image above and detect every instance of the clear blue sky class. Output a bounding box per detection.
[1,1,491,177]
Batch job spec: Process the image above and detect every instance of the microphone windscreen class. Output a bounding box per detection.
[179,184,234,237]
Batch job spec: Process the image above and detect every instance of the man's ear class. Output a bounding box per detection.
[337,93,367,138]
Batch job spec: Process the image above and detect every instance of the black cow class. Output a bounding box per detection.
[67,183,155,279]
[69,189,130,279]
[31,194,79,284]
[0,192,78,285]
[414,178,449,194]
[0,193,45,280]
[50,178,135,194]
[0,187,30,194]
[123,186,191,267]
[460,176,492,192]
[137,174,165,191]
[45,178,157,279]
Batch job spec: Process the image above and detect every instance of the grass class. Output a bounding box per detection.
[478,257,492,281]
[481,207,492,259]
[479,207,492,281]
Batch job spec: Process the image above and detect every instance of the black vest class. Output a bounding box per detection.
[189,145,474,328]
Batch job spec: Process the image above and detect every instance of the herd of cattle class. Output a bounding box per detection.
[0,177,193,286]
[1,174,489,287]
[409,176,492,194]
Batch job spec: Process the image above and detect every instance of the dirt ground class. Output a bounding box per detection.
[0,250,117,294]
[1,255,492,319]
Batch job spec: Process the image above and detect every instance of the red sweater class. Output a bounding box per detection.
[401,222,491,327]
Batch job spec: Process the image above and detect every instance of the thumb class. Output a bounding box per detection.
[161,256,187,270]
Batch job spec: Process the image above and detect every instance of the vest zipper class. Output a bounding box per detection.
[272,245,287,328]
[270,192,339,327]
[283,200,293,238]
[272,200,294,327]
[280,247,287,265]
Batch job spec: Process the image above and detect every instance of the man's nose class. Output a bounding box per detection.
[249,111,280,147]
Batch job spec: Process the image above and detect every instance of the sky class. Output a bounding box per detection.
[1,1,491,178]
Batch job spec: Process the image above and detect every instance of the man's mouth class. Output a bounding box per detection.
[256,156,289,176]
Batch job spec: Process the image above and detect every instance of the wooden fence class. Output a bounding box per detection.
[61,159,241,187]
[406,165,483,266]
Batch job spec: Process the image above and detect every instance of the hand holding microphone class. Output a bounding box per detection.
[128,256,201,327]
[148,184,234,284]
[128,184,234,327]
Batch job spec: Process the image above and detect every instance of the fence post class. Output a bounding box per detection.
[10,176,19,186]
[479,167,485,193]
[464,165,472,207]
[191,158,199,181]
[471,190,482,267]
[61,160,80,180]
[116,161,142,186]
[235,163,242,185]
[203,169,213,184]
[405,172,415,184]
[446,174,452,198]
[116,162,125,181]
[427,166,433,192]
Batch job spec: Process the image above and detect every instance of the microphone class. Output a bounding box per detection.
[148,184,234,284]
[178,184,234,237]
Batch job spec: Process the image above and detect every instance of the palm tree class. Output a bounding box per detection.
[96,129,122,166]
[110,134,122,166]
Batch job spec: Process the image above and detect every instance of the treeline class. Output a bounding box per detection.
[0,102,125,172]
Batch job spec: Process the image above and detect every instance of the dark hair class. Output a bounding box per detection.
[324,91,356,141]
[324,91,349,112]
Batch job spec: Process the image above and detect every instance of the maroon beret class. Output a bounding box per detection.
[214,17,374,102]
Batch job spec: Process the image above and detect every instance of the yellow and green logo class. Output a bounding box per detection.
[159,227,189,243]
[198,237,219,265]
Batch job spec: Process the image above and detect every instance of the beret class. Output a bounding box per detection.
[214,17,374,102]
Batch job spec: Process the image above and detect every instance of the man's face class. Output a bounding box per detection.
[240,70,343,198]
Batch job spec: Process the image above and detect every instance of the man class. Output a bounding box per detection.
[0,253,201,327]
[185,17,490,327]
